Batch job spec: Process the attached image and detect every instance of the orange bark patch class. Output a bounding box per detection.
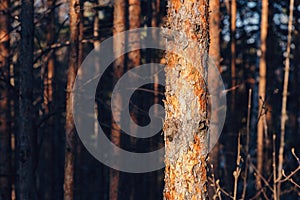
[181,65,207,112]
[166,53,180,68]
[170,0,181,12]
[166,95,179,115]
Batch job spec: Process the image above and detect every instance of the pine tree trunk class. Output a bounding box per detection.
[41,0,56,199]
[256,0,268,190]
[0,0,11,199]
[230,0,236,110]
[16,0,35,199]
[163,0,210,199]
[209,0,221,72]
[128,0,142,198]
[226,0,237,190]
[63,0,80,199]
[277,0,294,198]
[110,0,126,199]
[208,0,221,171]
[128,0,141,70]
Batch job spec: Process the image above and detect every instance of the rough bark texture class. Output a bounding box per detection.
[0,0,11,199]
[256,0,268,190]
[16,0,35,199]
[163,0,209,199]
[110,0,126,199]
[63,0,80,199]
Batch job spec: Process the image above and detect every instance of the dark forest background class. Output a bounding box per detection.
[0,0,300,199]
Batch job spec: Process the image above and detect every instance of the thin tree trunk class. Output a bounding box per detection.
[163,0,210,199]
[256,0,268,190]
[128,0,141,70]
[16,0,35,199]
[227,2,237,188]
[209,0,221,73]
[128,0,141,198]
[110,0,126,199]
[40,0,56,199]
[44,0,56,111]
[53,2,69,200]
[75,1,86,198]
[63,0,80,199]
[208,0,221,172]
[150,0,162,198]
[0,0,11,199]
[277,0,294,198]
[230,0,236,110]
[293,13,300,153]
[53,14,68,200]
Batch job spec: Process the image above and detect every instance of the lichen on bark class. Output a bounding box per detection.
[163,0,209,199]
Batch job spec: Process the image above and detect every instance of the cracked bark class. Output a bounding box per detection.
[163,0,209,199]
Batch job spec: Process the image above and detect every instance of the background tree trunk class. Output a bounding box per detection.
[128,0,141,70]
[230,0,236,110]
[208,0,221,172]
[63,0,80,199]
[0,0,11,199]
[256,0,268,190]
[110,0,126,199]
[16,0,35,199]
[163,0,210,199]
[277,0,294,198]
[39,0,56,199]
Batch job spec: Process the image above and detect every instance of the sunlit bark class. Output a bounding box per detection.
[63,0,80,199]
[256,0,268,190]
[208,0,221,172]
[163,0,210,199]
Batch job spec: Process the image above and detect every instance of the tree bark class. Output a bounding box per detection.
[256,0,268,190]
[16,0,35,199]
[163,0,210,199]
[0,0,11,199]
[63,0,80,199]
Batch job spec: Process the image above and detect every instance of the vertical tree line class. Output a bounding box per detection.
[17,0,35,199]
[0,0,11,199]
[256,0,268,190]
[63,0,80,199]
